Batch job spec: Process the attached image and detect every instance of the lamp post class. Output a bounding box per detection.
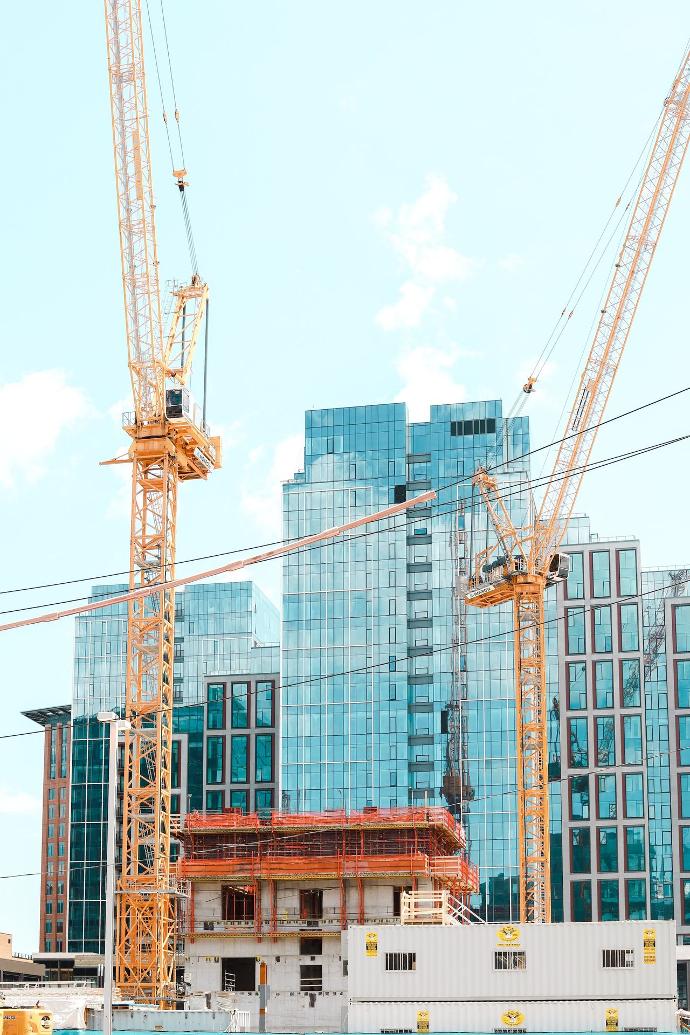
[98,711,131,1035]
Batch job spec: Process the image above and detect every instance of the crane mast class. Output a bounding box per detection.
[104,0,218,1005]
[466,46,690,924]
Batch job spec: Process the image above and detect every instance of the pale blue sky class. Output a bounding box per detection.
[1,3,689,951]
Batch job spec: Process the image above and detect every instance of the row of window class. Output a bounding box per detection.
[569,773,644,820]
[203,734,274,786]
[450,418,497,437]
[43,939,63,952]
[44,900,65,914]
[570,825,646,873]
[567,715,643,768]
[566,659,641,710]
[44,919,64,933]
[206,681,275,731]
[572,878,647,921]
[567,550,638,600]
[566,604,639,654]
[48,725,69,781]
[198,788,274,814]
[492,949,634,970]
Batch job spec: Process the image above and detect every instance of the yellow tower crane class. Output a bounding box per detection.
[466,45,690,924]
[103,0,219,1005]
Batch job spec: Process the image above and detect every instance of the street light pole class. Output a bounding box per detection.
[98,711,131,1035]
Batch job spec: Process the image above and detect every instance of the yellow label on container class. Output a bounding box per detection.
[497,924,521,946]
[365,931,378,957]
[643,927,656,964]
[501,1009,525,1027]
[605,1007,619,1031]
[416,1010,430,1033]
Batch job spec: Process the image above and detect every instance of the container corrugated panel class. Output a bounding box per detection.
[347,997,677,1033]
[346,920,676,1002]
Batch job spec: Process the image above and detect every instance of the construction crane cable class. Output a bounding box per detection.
[144,0,175,169]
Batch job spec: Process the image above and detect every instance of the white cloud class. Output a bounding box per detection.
[375,175,478,331]
[0,787,40,815]
[242,434,304,535]
[498,253,525,272]
[0,370,90,487]
[394,343,471,421]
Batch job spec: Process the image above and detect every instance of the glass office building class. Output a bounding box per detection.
[68,581,279,953]
[281,400,532,918]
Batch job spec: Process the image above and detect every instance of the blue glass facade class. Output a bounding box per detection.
[281,400,531,919]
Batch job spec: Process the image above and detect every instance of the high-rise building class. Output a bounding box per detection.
[66,581,279,954]
[281,400,531,921]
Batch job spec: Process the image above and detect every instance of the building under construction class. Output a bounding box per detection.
[177,806,477,1030]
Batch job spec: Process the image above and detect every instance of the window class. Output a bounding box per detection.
[626,879,646,920]
[223,886,255,922]
[221,958,256,993]
[567,553,584,599]
[598,828,618,873]
[595,661,614,709]
[597,775,617,819]
[592,551,611,597]
[618,550,638,596]
[624,773,644,818]
[206,736,224,784]
[593,605,612,652]
[568,718,588,768]
[596,717,616,766]
[206,790,224,812]
[300,937,322,956]
[625,827,645,872]
[207,683,225,730]
[619,604,639,651]
[230,790,248,813]
[680,716,690,766]
[230,737,248,783]
[385,952,417,971]
[568,663,587,710]
[299,889,323,920]
[300,964,322,992]
[231,682,249,728]
[677,661,690,708]
[599,880,620,922]
[682,774,690,819]
[255,789,273,812]
[621,660,641,708]
[171,793,180,815]
[392,885,412,917]
[683,881,690,926]
[623,715,643,765]
[676,605,690,652]
[171,739,181,789]
[570,775,590,819]
[572,880,592,921]
[256,681,274,727]
[682,828,690,871]
[571,827,591,873]
[602,948,633,969]
[494,951,526,971]
[255,734,273,783]
[567,608,586,654]
[450,417,496,436]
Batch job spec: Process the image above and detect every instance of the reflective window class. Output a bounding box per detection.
[569,718,589,768]
[626,879,646,920]
[677,661,690,708]
[171,739,181,789]
[256,789,273,812]
[230,736,248,783]
[572,880,592,922]
[567,553,584,598]
[683,881,690,926]
[597,775,617,819]
[676,606,690,652]
[205,736,224,785]
[568,663,587,710]
[256,681,274,728]
[231,683,249,729]
[617,550,638,597]
[566,608,586,654]
[621,660,641,708]
[571,828,591,873]
[230,790,248,813]
[570,775,590,820]
[205,789,224,812]
[680,716,690,766]
[620,604,639,652]
[598,828,618,873]
[625,827,645,872]
[595,661,614,708]
[681,774,690,819]
[681,827,690,871]
[255,734,273,783]
[207,682,225,730]
[599,880,620,922]
[624,773,644,818]
[592,551,611,597]
[623,715,643,764]
[593,606,612,652]
[596,717,616,766]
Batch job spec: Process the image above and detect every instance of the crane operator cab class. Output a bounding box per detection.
[165,386,208,437]
[546,551,571,585]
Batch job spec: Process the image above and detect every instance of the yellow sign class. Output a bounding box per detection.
[500,1009,525,1028]
[365,931,378,957]
[497,924,521,946]
[416,1010,430,1033]
[643,927,656,964]
[605,1007,619,1031]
